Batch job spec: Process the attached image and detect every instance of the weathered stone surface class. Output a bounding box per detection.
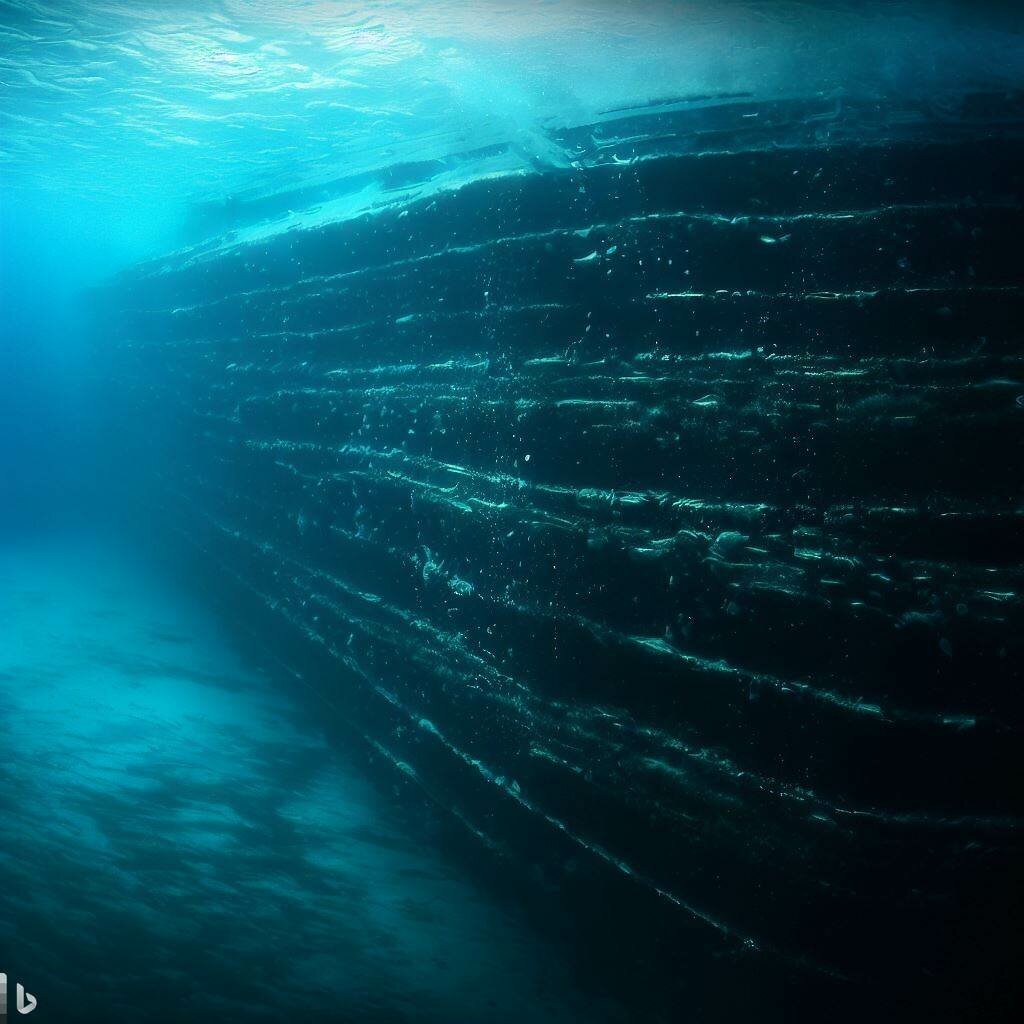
[100,97,1024,1019]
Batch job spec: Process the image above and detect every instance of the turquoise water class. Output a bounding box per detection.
[4,2,1022,265]
[0,538,607,1022]
[2,3,1024,1023]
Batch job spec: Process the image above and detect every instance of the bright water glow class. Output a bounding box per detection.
[4,2,1024,220]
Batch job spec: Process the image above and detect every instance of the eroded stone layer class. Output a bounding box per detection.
[100,104,1024,1020]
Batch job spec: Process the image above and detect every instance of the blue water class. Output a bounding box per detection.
[0,538,608,1022]
[2,3,1024,1023]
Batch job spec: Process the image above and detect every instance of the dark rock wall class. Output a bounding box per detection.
[103,111,1024,1019]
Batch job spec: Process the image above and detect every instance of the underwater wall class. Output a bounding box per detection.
[100,94,1024,1017]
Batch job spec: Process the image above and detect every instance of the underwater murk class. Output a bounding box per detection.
[1,3,1022,1022]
